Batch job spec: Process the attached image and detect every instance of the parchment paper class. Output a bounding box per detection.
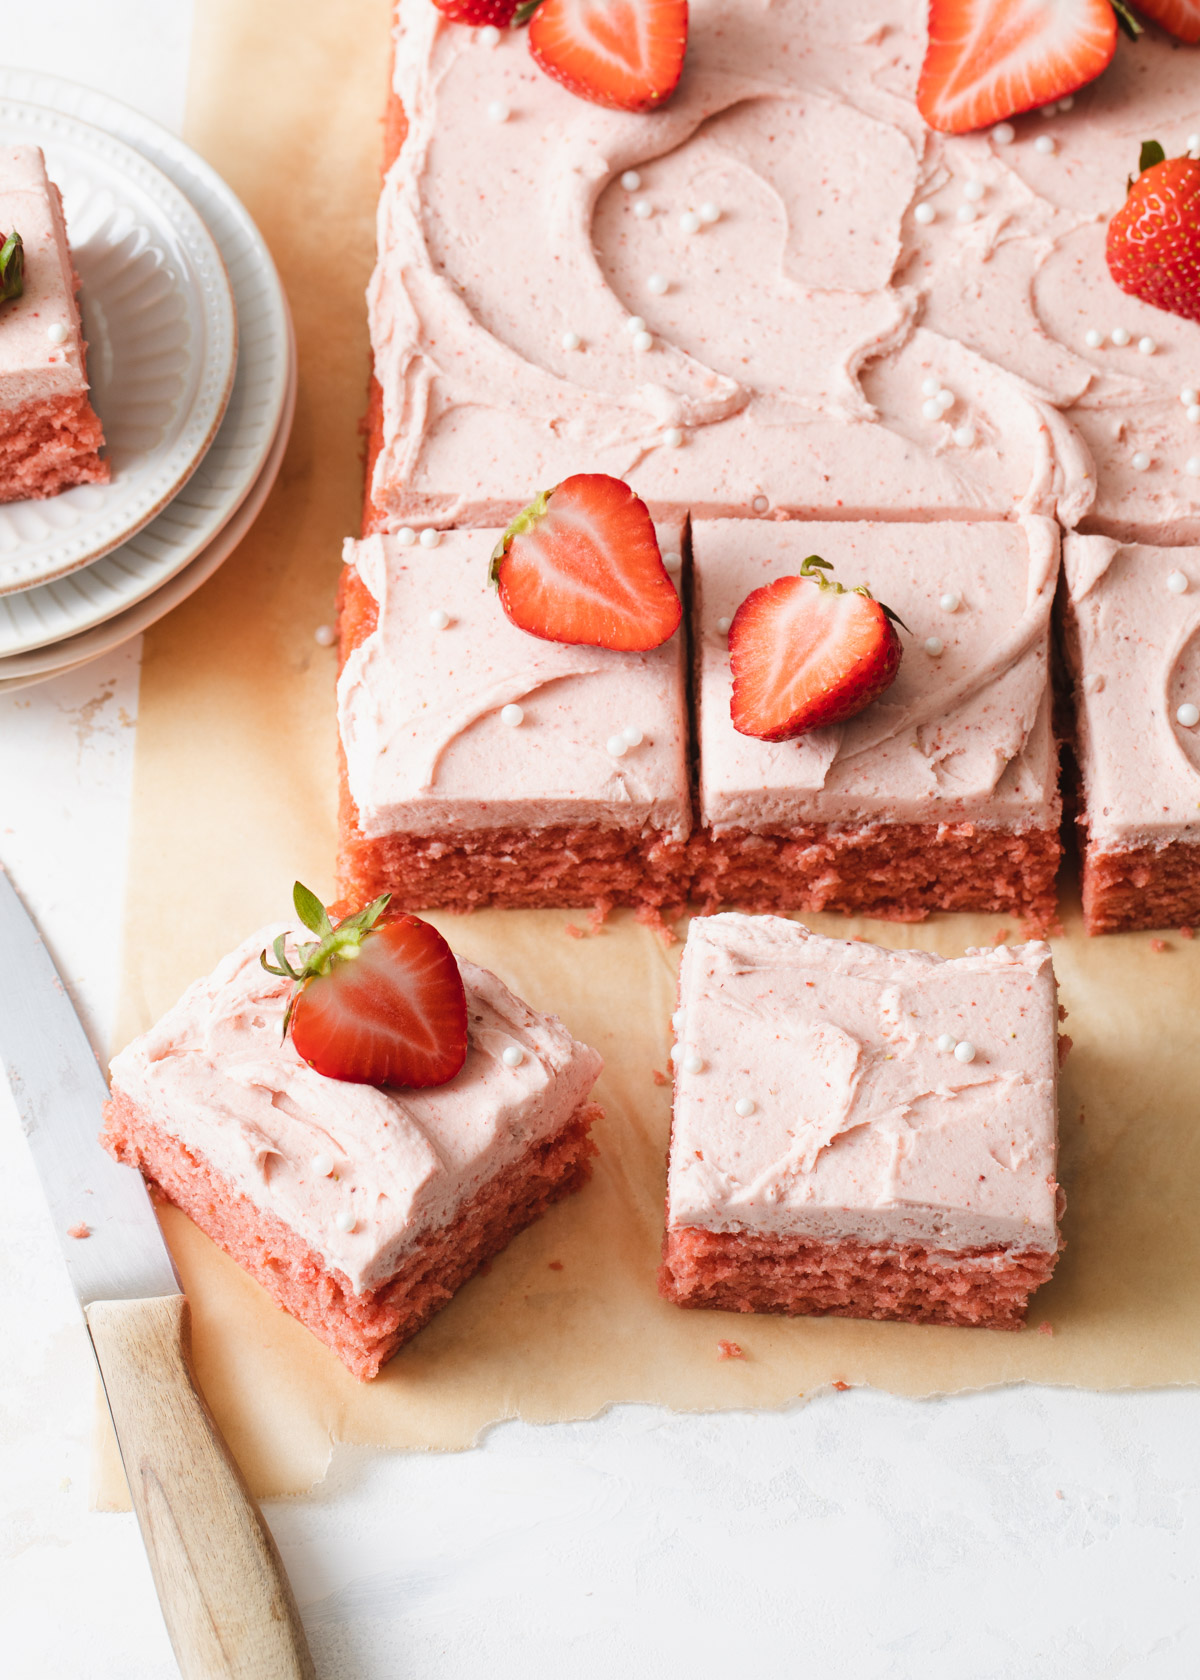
[102,0,1200,1505]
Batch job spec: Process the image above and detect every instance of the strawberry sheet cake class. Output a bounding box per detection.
[0,146,107,504]
[659,914,1064,1329]
[103,919,602,1379]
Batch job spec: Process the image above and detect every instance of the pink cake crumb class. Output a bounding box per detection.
[716,1340,744,1360]
[67,1222,90,1239]
[1151,938,1168,953]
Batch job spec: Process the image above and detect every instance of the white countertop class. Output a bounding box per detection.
[2,10,1198,1677]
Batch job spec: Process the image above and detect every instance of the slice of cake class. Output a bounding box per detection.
[1063,534,1200,935]
[0,146,107,504]
[102,924,603,1379]
[688,516,1062,927]
[659,914,1064,1329]
[336,518,692,919]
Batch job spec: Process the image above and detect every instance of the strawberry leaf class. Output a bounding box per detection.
[513,0,543,20]
[1110,0,1143,40]
[1139,139,1166,174]
[0,231,23,306]
[293,880,333,937]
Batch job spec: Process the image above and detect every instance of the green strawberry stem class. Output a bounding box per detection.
[261,881,392,1037]
[798,554,909,631]
[1110,0,1143,41]
[513,0,543,22]
[0,231,24,305]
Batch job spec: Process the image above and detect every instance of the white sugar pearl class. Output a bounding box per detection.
[397,527,416,546]
[954,1040,976,1064]
[1187,458,1200,477]
[679,210,702,234]
[647,273,670,294]
[1034,135,1056,155]
[924,636,945,657]
[734,1097,757,1117]
[607,733,629,757]
[672,1008,685,1030]
[1179,703,1200,727]
[922,398,943,419]
[1111,327,1131,346]
[313,624,335,647]
[46,322,68,345]
[1085,329,1104,349]
[632,330,654,352]
[914,202,936,225]
[663,426,684,447]
[940,591,961,612]
[1167,570,1189,593]
[936,388,955,411]
[480,25,501,46]
[312,1153,335,1177]
[1138,336,1157,356]
[992,123,1015,145]
[335,1209,356,1233]
[922,377,940,397]
[1132,451,1151,471]
[419,527,442,548]
[487,101,509,123]
[502,1044,525,1067]
[1058,95,1074,112]
[752,494,769,512]
[632,198,653,219]
[953,424,976,448]
[501,703,524,727]
[936,1033,957,1053]
[716,615,732,634]
[625,315,646,335]
[682,1052,705,1074]
[662,550,682,573]
[621,170,641,190]
[427,608,450,630]
[1181,388,1198,407]
[561,330,581,351]
[964,180,986,202]
[956,203,977,223]
[699,202,721,224]
[622,726,644,747]
[1189,406,1200,424]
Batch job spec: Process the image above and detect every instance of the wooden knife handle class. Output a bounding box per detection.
[85,1294,316,1680]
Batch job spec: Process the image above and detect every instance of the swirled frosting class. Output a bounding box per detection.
[338,524,691,839]
[0,147,88,408]
[109,928,603,1295]
[667,914,1060,1251]
[367,3,1200,538]
[693,516,1060,831]
[1065,534,1200,851]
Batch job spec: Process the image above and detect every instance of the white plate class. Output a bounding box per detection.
[0,99,237,593]
[0,70,292,657]
[0,333,296,691]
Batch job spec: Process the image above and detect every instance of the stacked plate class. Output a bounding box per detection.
[0,70,295,693]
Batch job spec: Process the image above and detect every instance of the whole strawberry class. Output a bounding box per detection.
[728,556,904,742]
[432,0,521,25]
[1107,141,1200,324]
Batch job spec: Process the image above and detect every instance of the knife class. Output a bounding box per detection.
[0,869,316,1680]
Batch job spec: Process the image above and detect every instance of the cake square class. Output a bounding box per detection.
[103,926,603,1379]
[659,914,1063,1329]
[0,146,107,503]
[689,516,1061,926]
[1063,535,1200,934]
[336,519,692,919]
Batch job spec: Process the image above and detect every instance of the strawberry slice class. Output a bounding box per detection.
[916,0,1117,135]
[1107,142,1200,323]
[262,885,468,1088]
[1135,0,1200,40]
[490,473,681,651]
[432,0,521,24]
[728,556,904,742]
[528,0,688,113]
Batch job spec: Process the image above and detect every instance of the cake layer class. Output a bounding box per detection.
[337,521,691,843]
[666,915,1062,1255]
[107,925,603,1296]
[692,517,1060,835]
[367,3,1200,538]
[0,391,107,503]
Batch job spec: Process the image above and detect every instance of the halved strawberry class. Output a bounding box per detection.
[916,0,1118,135]
[432,0,521,24]
[1107,142,1200,323]
[728,556,904,742]
[490,473,681,651]
[528,0,688,113]
[262,885,468,1088]
[1135,0,1200,40]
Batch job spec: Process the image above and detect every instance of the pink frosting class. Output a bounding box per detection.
[667,915,1060,1252]
[338,523,691,838]
[1065,535,1200,852]
[367,2,1200,537]
[0,147,88,408]
[109,928,603,1295]
[693,516,1059,832]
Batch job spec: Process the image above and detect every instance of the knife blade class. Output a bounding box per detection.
[0,868,316,1680]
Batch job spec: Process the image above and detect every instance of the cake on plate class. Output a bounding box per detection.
[659,914,1064,1329]
[103,912,603,1379]
[0,146,107,504]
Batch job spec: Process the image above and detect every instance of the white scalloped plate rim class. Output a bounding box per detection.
[0,98,238,593]
[0,70,292,657]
